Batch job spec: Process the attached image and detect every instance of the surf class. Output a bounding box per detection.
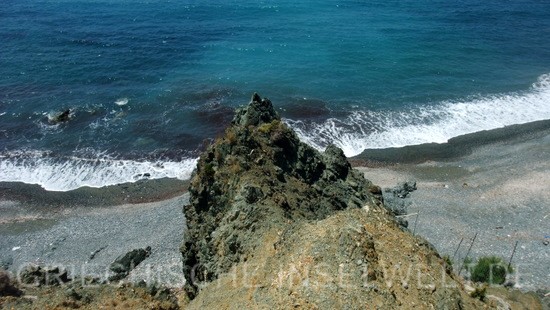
[287,73,550,157]
[0,151,197,192]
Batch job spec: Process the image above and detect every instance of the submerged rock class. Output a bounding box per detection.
[180,94,488,308]
[48,109,72,124]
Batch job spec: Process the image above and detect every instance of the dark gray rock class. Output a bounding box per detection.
[231,93,279,127]
[241,185,263,204]
[19,265,70,286]
[382,180,417,228]
[65,287,82,301]
[49,109,71,124]
[109,246,151,281]
[0,269,22,297]
[323,144,351,179]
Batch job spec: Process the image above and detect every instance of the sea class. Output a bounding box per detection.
[1,0,549,191]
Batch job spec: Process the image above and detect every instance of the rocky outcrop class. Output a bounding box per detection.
[383,181,417,228]
[181,94,382,297]
[180,94,489,308]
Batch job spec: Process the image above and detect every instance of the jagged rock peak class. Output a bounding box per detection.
[231,92,280,127]
[181,94,383,299]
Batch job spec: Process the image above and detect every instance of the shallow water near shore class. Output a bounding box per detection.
[1,0,550,191]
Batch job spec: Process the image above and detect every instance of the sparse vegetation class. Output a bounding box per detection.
[257,120,281,134]
[226,128,238,145]
[203,162,215,179]
[442,254,453,274]
[470,285,487,301]
[470,256,513,285]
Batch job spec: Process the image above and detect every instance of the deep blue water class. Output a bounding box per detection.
[1,0,550,190]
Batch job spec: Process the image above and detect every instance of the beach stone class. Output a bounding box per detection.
[0,269,22,297]
[19,265,69,286]
[382,180,417,228]
[109,246,151,280]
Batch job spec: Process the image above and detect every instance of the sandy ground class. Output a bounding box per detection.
[357,132,550,290]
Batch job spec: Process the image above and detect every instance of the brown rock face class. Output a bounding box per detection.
[180,94,488,309]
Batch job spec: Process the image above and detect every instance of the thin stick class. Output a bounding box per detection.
[508,241,518,270]
[459,232,477,276]
[452,237,464,261]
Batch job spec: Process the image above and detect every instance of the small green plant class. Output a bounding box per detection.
[442,255,453,274]
[470,285,487,301]
[470,256,513,285]
[203,162,215,179]
[257,120,281,134]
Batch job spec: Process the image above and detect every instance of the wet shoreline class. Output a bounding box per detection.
[350,119,550,166]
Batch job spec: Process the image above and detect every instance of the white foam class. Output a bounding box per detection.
[287,73,550,157]
[115,98,129,106]
[0,153,198,192]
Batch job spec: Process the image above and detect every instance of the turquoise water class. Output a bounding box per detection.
[1,0,550,190]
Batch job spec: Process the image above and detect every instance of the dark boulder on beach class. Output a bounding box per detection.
[19,265,70,287]
[0,270,22,297]
[383,181,417,228]
[109,246,151,281]
[179,94,488,309]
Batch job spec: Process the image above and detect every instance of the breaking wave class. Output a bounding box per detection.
[287,73,550,156]
[0,151,197,191]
